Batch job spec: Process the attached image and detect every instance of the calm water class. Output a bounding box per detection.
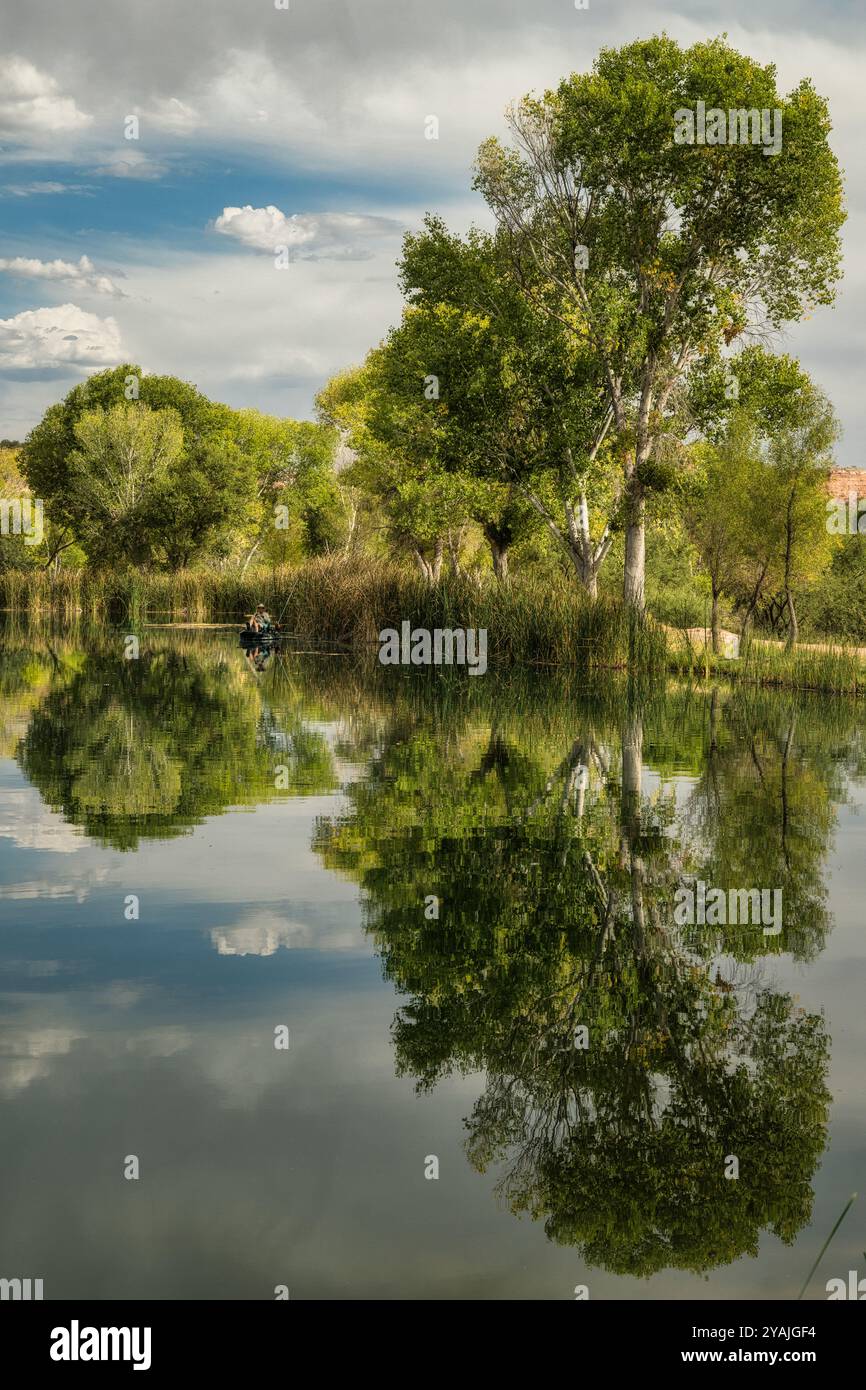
[0,626,863,1300]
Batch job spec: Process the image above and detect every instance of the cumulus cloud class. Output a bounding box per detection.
[0,56,91,138]
[0,303,124,371]
[213,205,402,260]
[0,3,861,460]
[0,254,126,297]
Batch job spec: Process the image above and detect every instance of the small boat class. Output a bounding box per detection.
[239,626,283,647]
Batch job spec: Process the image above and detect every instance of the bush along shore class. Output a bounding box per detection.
[2,556,865,693]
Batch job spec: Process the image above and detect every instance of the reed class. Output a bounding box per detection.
[4,558,864,689]
[0,558,669,673]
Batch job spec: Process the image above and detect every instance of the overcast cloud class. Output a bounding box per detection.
[0,0,862,461]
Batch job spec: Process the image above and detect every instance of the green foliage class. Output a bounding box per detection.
[472,33,845,601]
[20,366,257,571]
[65,403,184,566]
[231,409,346,564]
[398,219,615,588]
[312,681,835,1274]
[15,634,338,849]
[799,537,866,641]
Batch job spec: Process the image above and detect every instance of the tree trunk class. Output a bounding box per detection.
[739,561,770,649]
[446,527,463,577]
[239,538,262,578]
[783,487,798,650]
[489,537,509,581]
[431,537,444,584]
[412,549,432,583]
[623,484,645,610]
[567,542,600,600]
[785,589,799,650]
[711,586,721,655]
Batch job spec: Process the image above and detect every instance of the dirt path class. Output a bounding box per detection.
[662,624,866,660]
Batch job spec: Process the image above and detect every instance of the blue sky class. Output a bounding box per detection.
[0,0,863,462]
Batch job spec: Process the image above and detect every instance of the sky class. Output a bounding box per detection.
[0,0,863,463]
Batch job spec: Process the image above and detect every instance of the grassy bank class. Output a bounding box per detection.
[668,635,866,694]
[3,557,865,691]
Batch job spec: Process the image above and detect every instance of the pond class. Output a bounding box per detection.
[0,625,863,1299]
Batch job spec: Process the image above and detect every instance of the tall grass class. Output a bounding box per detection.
[668,633,866,694]
[0,557,669,673]
[4,557,865,690]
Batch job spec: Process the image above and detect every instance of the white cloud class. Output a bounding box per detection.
[0,254,126,298]
[0,5,862,461]
[1,180,90,197]
[210,909,358,956]
[0,56,91,138]
[0,303,124,371]
[83,241,405,419]
[143,96,201,134]
[90,149,169,180]
[0,788,86,854]
[214,205,403,260]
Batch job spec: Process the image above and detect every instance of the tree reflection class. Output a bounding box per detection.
[315,680,838,1277]
[14,633,339,848]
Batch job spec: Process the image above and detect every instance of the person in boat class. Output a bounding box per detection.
[248,604,274,634]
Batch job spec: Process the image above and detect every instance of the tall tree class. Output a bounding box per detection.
[20,365,256,570]
[66,403,184,566]
[689,349,838,646]
[399,221,617,595]
[473,35,844,608]
[317,359,477,581]
[230,410,345,569]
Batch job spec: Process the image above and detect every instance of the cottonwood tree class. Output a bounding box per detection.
[364,297,545,581]
[768,405,837,649]
[689,349,837,646]
[230,410,345,570]
[21,365,256,570]
[473,35,845,608]
[399,220,618,596]
[0,444,48,569]
[686,415,762,652]
[317,359,478,582]
[66,403,184,566]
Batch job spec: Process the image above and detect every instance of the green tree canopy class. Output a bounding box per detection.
[20,366,257,570]
[472,35,845,607]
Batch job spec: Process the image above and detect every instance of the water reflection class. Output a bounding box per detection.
[313,679,843,1275]
[4,632,339,848]
[0,626,860,1293]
